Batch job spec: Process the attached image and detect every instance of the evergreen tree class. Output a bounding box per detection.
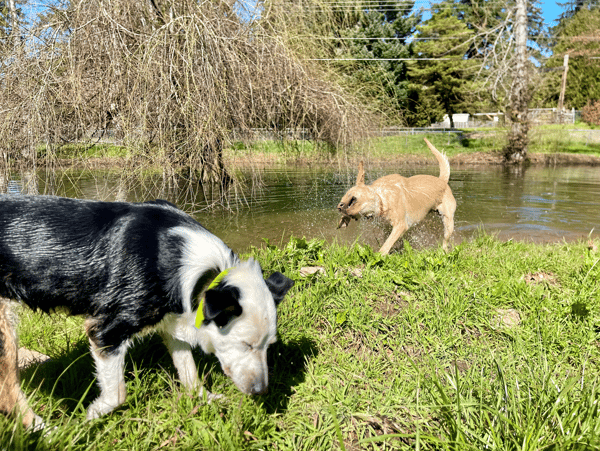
[406,8,478,127]
[0,0,22,40]
[556,0,587,21]
[541,5,600,109]
[339,1,420,123]
[0,2,8,37]
[262,0,420,124]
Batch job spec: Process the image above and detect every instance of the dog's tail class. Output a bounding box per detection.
[424,138,450,184]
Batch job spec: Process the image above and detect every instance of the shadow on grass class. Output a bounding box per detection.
[20,333,318,417]
[262,336,318,414]
[20,335,208,414]
[20,339,95,414]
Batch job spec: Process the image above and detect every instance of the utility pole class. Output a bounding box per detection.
[557,54,569,123]
[503,0,529,163]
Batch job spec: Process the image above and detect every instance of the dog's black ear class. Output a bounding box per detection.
[265,272,295,305]
[204,285,242,328]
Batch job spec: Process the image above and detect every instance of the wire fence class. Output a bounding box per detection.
[89,109,592,146]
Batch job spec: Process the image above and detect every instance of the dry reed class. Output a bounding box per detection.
[0,0,369,187]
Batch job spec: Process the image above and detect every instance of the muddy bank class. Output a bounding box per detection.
[49,150,600,170]
[224,151,600,168]
[450,152,600,166]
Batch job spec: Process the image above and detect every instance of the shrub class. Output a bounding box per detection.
[581,100,600,125]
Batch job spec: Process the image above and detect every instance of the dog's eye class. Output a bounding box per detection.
[349,196,357,207]
[242,342,253,350]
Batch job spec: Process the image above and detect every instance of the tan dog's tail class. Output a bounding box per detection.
[355,161,365,186]
[424,138,450,183]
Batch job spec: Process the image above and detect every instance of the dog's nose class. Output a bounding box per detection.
[337,202,345,211]
[249,381,268,395]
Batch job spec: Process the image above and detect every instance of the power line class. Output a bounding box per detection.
[292,34,597,41]
[315,0,512,4]
[308,57,452,60]
[293,35,473,40]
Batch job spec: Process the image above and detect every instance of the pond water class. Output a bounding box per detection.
[4,162,600,254]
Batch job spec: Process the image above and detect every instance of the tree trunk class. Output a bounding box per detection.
[200,138,232,188]
[8,0,18,42]
[503,0,529,163]
[557,54,569,123]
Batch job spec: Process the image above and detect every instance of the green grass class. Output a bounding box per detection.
[228,139,332,160]
[39,143,130,160]
[32,123,600,164]
[528,125,600,156]
[225,133,493,161]
[363,133,501,159]
[225,124,600,162]
[3,233,600,450]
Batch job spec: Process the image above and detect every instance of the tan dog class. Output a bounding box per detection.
[337,138,456,255]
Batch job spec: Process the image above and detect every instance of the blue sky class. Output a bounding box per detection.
[420,0,566,29]
[24,0,568,32]
[539,0,564,27]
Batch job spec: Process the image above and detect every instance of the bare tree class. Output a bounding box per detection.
[468,0,541,163]
[503,0,529,163]
[0,0,369,184]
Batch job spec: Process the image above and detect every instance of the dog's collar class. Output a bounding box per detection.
[194,268,231,329]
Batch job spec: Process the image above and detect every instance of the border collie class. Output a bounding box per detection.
[0,195,294,429]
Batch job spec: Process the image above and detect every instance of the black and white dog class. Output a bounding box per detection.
[0,195,294,429]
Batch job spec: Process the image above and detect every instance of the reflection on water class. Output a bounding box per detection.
[3,163,599,254]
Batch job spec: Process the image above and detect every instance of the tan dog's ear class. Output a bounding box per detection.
[356,161,365,186]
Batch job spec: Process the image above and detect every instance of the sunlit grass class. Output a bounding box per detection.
[529,125,600,156]
[364,133,502,158]
[38,143,130,160]
[3,233,600,449]
[223,124,600,162]
[33,122,600,166]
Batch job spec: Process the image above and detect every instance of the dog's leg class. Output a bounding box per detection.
[86,336,128,420]
[160,333,201,390]
[441,215,454,252]
[0,301,45,431]
[378,224,407,255]
[437,191,456,252]
[160,333,222,402]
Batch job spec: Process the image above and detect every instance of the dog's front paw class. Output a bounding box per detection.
[207,392,224,403]
[86,398,121,420]
[199,387,224,404]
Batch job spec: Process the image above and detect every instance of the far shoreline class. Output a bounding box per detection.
[43,150,600,171]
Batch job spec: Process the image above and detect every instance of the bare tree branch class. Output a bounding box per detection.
[0,0,369,183]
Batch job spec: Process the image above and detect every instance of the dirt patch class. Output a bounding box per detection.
[524,271,559,287]
[347,413,416,449]
[494,309,522,328]
[372,291,411,318]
